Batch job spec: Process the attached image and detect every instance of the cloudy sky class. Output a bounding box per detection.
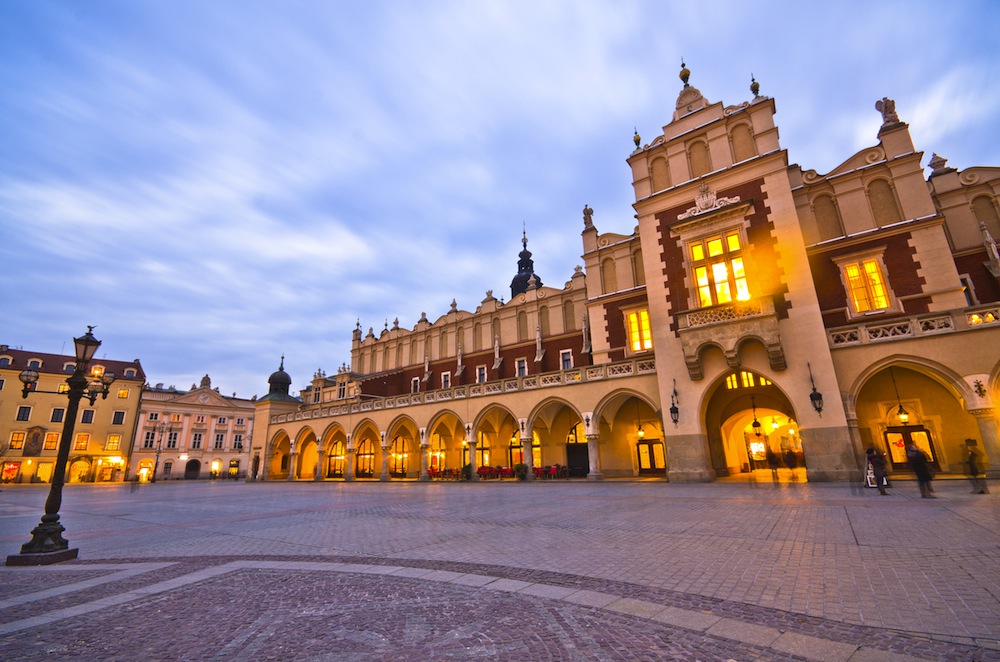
[3,1,998,399]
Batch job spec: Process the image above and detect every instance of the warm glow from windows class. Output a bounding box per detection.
[725,371,772,389]
[106,434,121,451]
[689,231,750,307]
[627,310,653,352]
[10,432,25,449]
[44,433,59,450]
[845,259,889,313]
[75,433,90,451]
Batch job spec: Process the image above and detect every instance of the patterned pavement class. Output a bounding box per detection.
[0,478,997,660]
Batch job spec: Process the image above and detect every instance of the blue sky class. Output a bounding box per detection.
[3,1,998,399]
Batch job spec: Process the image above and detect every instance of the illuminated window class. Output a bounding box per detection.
[75,434,90,451]
[44,433,59,450]
[689,231,750,307]
[105,434,121,451]
[58,384,70,394]
[10,432,25,449]
[845,259,889,313]
[725,371,772,389]
[626,309,653,352]
[117,388,130,399]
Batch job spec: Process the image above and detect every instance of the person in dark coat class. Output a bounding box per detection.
[866,447,889,495]
[967,444,989,495]
[906,441,934,498]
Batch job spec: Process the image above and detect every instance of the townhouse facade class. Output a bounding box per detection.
[0,345,145,483]
[129,376,255,481]
[253,66,1000,483]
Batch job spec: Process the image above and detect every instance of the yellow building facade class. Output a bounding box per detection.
[254,67,1000,483]
[0,345,145,483]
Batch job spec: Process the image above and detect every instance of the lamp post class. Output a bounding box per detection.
[6,327,116,566]
[151,421,167,483]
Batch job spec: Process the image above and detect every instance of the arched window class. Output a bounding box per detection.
[972,195,1000,239]
[563,301,576,332]
[813,194,844,242]
[389,436,408,477]
[631,249,645,286]
[730,123,756,162]
[689,140,711,178]
[867,179,902,226]
[601,257,618,294]
[328,440,345,477]
[651,157,670,192]
[355,439,375,477]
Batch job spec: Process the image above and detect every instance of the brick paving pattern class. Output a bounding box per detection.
[0,479,998,660]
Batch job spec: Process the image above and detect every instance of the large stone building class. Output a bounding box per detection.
[253,66,1000,483]
[0,345,145,483]
[129,376,256,481]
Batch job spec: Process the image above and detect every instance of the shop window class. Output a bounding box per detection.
[689,231,750,307]
[625,309,653,353]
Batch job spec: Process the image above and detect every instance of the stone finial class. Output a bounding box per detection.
[633,129,640,149]
[875,97,900,127]
[679,59,690,87]
[750,74,759,98]
[450,298,458,313]
[928,153,956,177]
[392,317,400,330]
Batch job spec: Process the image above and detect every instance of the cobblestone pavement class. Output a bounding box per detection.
[0,478,998,660]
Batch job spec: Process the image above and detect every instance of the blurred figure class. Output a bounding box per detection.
[866,447,889,495]
[906,441,935,498]
[766,447,781,482]
[966,443,989,494]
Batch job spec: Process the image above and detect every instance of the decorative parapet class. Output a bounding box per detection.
[826,310,999,347]
[676,297,784,380]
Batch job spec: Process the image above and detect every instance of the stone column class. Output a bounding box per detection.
[586,433,603,481]
[314,450,327,481]
[521,434,535,481]
[344,447,356,481]
[286,450,297,481]
[469,439,479,481]
[419,443,430,481]
[972,408,1000,478]
[380,434,391,482]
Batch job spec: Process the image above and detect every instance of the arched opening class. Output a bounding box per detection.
[706,369,804,482]
[269,432,291,479]
[327,439,346,477]
[355,438,376,478]
[185,459,201,480]
[389,436,409,477]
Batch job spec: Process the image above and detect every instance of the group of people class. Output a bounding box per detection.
[865,441,990,497]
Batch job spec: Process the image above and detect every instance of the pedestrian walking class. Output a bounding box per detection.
[906,441,935,498]
[766,448,781,482]
[966,441,989,494]
[866,447,889,495]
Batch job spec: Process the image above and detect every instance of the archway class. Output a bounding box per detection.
[268,431,291,479]
[706,369,803,482]
[185,459,201,479]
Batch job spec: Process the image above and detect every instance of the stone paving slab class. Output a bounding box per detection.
[0,480,997,659]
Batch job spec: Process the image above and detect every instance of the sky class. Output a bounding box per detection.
[2,1,999,400]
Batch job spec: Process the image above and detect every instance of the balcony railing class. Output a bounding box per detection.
[273,356,656,424]
[827,304,999,347]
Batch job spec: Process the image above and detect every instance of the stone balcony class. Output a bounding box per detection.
[826,303,1000,348]
[675,296,785,380]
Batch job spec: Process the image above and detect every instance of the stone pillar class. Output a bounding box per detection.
[972,409,1000,478]
[469,439,479,481]
[286,451,297,481]
[586,433,603,481]
[344,447,356,481]
[314,450,327,481]
[419,443,430,481]
[380,435,391,481]
[664,433,714,482]
[521,434,535,481]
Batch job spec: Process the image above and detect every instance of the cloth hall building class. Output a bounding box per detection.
[252,67,1000,484]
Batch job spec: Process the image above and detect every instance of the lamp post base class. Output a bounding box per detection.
[5,515,79,566]
[6,547,79,566]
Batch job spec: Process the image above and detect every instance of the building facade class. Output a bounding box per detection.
[0,345,145,483]
[254,66,1000,483]
[129,375,256,481]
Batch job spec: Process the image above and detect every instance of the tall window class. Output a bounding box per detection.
[167,432,178,449]
[192,433,203,449]
[411,377,420,394]
[105,434,121,451]
[44,433,59,450]
[10,432,25,449]
[81,409,95,424]
[441,373,451,390]
[233,434,243,450]
[75,433,90,451]
[337,383,346,399]
[626,310,653,353]
[112,411,126,425]
[214,433,224,450]
[689,231,749,307]
[143,431,156,448]
[844,258,890,313]
[560,350,574,371]
[476,366,487,384]
[516,358,528,378]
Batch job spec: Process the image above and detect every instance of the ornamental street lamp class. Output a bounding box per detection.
[6,327,116,566]
[150,420,170,483]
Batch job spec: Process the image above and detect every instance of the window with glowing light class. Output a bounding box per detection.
[688,231,750,307]
[835,250,897,317]
[626,309,653,353]
[75,433,90,451]
[390,437,408,477]
[9,432,25,449]
[105,434,121,451]
[44,432,58,450]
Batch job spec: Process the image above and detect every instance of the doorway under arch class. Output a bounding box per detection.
[184,459,201,479]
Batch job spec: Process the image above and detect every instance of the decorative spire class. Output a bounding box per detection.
[679,59,690,87]
[510,227,543,298]
[750,73,759,98]
[633,127,641,148]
